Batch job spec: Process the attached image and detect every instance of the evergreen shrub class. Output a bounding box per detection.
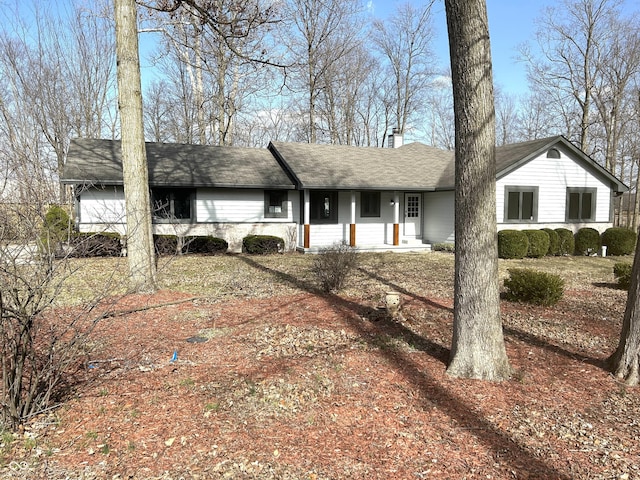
[40,205,71,256]
[69,232,122,257]
[242,235,284,254]
[497,230,529,259]
[523,230,550,258]
[503,268,565,306]
[555,228,575,256]
[613,262,632,290]
[185,236,228,255]
[601,227,636,256]
[542,228,560,256]
[574,227,600,255]
[154,235,180,256]
[432,243,455,253]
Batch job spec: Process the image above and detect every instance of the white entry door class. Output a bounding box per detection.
[403,193,421,238]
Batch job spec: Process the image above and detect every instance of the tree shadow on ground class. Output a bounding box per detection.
[360,264,608,368]
[356,265,454,313]
[503,325,607,369]
[237,255,572,479]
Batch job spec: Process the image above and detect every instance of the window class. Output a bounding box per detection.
[151,188,194,222]
[504,186,538,222]
[566,187,596,221]
[360,191,380,217]
[310,190,338,224]
[264,190,288,218]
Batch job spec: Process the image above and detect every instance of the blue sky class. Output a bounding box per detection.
[370,0,553,96]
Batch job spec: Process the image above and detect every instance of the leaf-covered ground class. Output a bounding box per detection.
[2,252,639,479]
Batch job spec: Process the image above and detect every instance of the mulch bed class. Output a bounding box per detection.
[1,254,639,479]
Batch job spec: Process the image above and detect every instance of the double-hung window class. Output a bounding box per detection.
[566,187,596,222]
[504,186,538,222]
[264,190,288,219]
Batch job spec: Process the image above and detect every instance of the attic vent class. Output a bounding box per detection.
[547,148,561,159]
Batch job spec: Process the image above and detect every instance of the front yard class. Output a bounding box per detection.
[2,252,638,479]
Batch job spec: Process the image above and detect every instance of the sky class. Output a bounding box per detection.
[371,0,554,96]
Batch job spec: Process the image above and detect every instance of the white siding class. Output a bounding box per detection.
[304,191,399,248]
[197,188,294,223]
[423,191,455,243]
[79,187,126,225]
[496,148,612,232]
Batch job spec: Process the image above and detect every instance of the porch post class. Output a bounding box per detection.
[393,191,400,246]
[303,190,310,249]
[350,191,356,247]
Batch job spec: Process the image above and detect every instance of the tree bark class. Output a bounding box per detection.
[609,231,640,385]
[444,0,511,380]
[115,0,157,293]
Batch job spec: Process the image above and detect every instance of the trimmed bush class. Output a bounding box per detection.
[523,230,550,258]
[498,230,529,259]
[432,243,455,253]
[69,232,122,257]
[503,268,565,306]
[154,234,180,256]
[614,262,632,290]
[601,227,637,256]
[243,235,284,254]
[555,228,575,256]
[312,242,358,292]
[542,228,560,256]
[40,205,71,255]
[574,227,600,256]
[184,236,228,255]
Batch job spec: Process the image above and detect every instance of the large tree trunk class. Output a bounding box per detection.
[444,0,511,380]
[609,232,640,385]
[115,0,157,293]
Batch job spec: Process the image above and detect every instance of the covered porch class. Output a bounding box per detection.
[297,189,430,253]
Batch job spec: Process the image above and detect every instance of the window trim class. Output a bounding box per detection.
[566,187,597,222]
[360,191,381,218]
[264,190,289,219]
[151,188,195,224]
[504,186,538,223]
[310,190,338,224]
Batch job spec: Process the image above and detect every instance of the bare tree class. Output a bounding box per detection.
[115,0,157,293]
[139,0,283,146]
[0,1,115,203]
[444,0,512,380]
[513,91,557,141]
[495,88,520,146]
[284,0,364,143]
[592,14,640,174]
[372,1,437,140]
[522,0,621,153]
[609,222,640,384]
[421,73,454,150]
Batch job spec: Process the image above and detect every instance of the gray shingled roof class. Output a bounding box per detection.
[495,136,628,192]
[269,141,455,190]
[62,136,627,193]
[62,138,296,189]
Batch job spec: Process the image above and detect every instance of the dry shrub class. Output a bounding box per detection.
[312,242,358,293]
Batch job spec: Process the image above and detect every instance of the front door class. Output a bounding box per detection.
[403,193,421,238]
